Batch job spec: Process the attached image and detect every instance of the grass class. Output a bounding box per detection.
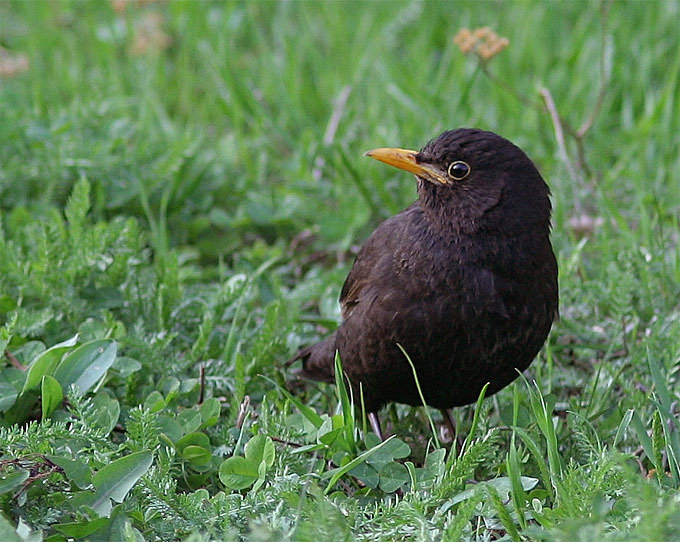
[1,0,679,540]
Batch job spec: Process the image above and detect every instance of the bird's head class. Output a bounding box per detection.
[365,128,552,235]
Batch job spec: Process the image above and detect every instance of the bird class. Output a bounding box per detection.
[289,128,558,439]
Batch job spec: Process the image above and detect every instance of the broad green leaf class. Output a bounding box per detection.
[0,469,29,495]
[158,376,181,402]
[46,456,92,489]
[14,341,46,366]
[157,415,183,443]
[323,436,397,494]
[176,432,211,453]
[53,339,117,395]
[1,390,39,424]
[0,514,21,542]
[41,375,63,418]
[112,357,142,378]
[244,435,275,468]
[491,475,539,497]
[414,466,437,488]
[177,409,202,434]
[366,437,411,469]
[108,513,145,542]
[349,462,380,489]
[181,445,212,466]
[23,334,79,392]
[318,426,343,446]
[252,459,268,493]
[144,391,166,413]
[331,450,350,468]
[364,433,381,448]
[378,462,409,493]
[87,451,153,517]
[382,438,411,459]
[54,517,110,538]
[78,316,113,341]
[91,393,120,435]
[199,398,221,428]
[219,456,259,490]
[0,370,22,411]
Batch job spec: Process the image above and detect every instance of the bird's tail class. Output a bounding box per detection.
[286,337,336,383]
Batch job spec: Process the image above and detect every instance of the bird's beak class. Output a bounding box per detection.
[364,147,449,185]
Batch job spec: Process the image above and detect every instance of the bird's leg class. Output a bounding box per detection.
[440,409,457,442]
[368,412,383,441]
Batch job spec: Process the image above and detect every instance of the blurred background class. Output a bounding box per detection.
[1,2,680,538]
[2,0,677,263]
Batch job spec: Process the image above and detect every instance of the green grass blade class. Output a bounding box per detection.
[459,382,490,457]
[323,436,396,495]
[333,351,357,455]
[261,376,323,429]
[397,343,440,448]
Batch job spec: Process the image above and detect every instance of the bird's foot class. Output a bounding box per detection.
[368,412,383,441]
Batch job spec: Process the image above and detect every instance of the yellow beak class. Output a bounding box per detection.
[364,147,448,185]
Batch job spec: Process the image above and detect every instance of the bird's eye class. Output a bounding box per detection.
[447,161,470,180]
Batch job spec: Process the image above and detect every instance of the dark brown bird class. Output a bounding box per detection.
[290,128,558,438]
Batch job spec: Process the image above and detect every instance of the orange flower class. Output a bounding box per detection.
[0,47,29,78]
[453,27,509,61]
[129,12,172,56]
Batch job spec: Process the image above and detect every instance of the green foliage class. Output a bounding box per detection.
[219,435,275,491]
[1,0,679,540]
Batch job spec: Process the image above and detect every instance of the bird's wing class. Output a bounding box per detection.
[339,258,373,319]
[339,205,420,319]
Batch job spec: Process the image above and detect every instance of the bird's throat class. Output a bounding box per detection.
[417,180,503,236]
